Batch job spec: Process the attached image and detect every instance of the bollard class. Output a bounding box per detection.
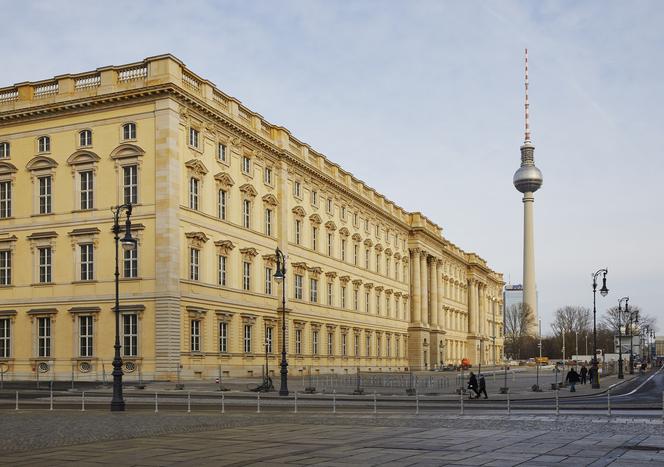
[333,390,336,414]
[507,392,510,415]
[373,392,377,414]
[555,389,559,416]
[81,392,85,412]
[257,392,261,413]
[607,388,611,417]
[221,392,225,414]
[154,392,158,413]
[50,387,53,411]
[15,391,18,411]
[460,391,464,415]
[416,394,419,415]
[294,391,298,413]
[187,392,191,413]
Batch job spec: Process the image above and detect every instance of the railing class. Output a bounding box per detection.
[0,89,18,103]
[118,65,147,82]
[33,82,58,98]
[182,72,201,92]
[75,74,101,89]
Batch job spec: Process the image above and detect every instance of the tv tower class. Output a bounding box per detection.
[513,49,543,330]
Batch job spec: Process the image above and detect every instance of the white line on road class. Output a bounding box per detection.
[614,367,663,398]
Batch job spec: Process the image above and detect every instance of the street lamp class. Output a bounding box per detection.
[628,307,639,375]
[617,296,629,379]
[111,203,136,412]
[273,247,289,396]
[591,268,609,389]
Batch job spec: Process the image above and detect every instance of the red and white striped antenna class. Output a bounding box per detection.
[524,48,531,142]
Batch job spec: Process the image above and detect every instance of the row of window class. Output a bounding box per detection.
[0,314,138,359]
[190,319,405,359]
[0,243,137,286]
[0,164,137,219]
[0,123,137,160]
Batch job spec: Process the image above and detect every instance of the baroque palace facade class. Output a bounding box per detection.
[0,55,504,380]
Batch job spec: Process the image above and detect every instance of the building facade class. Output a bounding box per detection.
[0,55,504,381]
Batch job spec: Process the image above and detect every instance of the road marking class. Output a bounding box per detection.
[614,367,663,398]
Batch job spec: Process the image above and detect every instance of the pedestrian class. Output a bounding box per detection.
[579,365,588,385]
[588,366,597,385]
[565,367,580,392]
[467,371,479,399]
[478,374,488,399]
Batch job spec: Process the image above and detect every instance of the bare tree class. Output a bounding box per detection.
[602,305,656,333]
[550,306,592,358]
[504,303,535,359]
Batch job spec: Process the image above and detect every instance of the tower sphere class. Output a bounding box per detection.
[513,164,543,193]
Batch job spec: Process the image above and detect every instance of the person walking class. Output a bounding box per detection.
[478,374,488,399]
[565,367,580,392]
[467,372,479,399]
[579,365,588,385]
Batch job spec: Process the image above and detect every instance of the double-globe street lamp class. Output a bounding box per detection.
[617,296,629,379]
[273,247,289,396]
[111,204,137,412]
[591,268,609,389]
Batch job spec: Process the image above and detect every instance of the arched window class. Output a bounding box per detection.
[38,136,50,153]
[79,130,92,147]
[122,123,136,141]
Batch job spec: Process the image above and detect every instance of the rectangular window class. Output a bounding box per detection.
[312,330,319,355]
[80,170,94,210]
[241,156,251,174]
[38,136,50,153]
[265,208,272,236]
[37,317,51,357]
[387,336,391,357]
[386,257,390,276]
[326,198,333,213]
[327,283,333,306]
[189,127,199,148]
[123,247,138,278]
[311,190,318,206]
[294,274,303,300]
[38,176,52,214]
[365,219,369,231]
[79,315,93,357]
[376,292,381,314]
[312,226,318,250]
[80,244,94,281]
[219,322,228,353]
[365,249,370,269]
[123,165,138,205]
[340,285,346,308]
[190,319,201,352]
[0,142,9,159]
[354,245,358,265]
[342,334,348,356]
[218,189,227,220]
[327,233,333,256]
[243,261,251,291]
[376,336,381,357]
[365,292,370,313]
[243,199,251,228]
[218,255,227,286]
[265,326,273,353]
[310,278,318,302]
[0,181,11,218]
[0,319,10,357]
[189,248,199,281]
[123,314,138,357]
[353,289,359,311]
[354,334,359,357]
[295,219,301,244]
[353,212,358,226]
[264,167,272,184]
[376,253,380,273]
[218,143,227,162]
[265,267,273,294]
[294,181,301,198]
[189,178,199,210]
[295,329,302,354]
[327,332,333,356]
[244,325,252,353]
[0,250,10,285]
[38,247,52,283]
[123,123,136,141]
[341,240,346,261]
[366,335,371,357]
[341,206,346,219]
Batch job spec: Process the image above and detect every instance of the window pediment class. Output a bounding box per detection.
[239,183,258,198]
[110,144,145,160]
[214,239,235,255]
[309,213,322,225]
[67,150,100,166]
[0,161,18,176]
[324,221,337,231]
[363,239,373,247]
[185,231,209,248]
[338,227,350,237]
[214,172,235,188]
[262,193,278,206]
[26,156,58,171]
[351,233,362,242]
[292,205,306,218]
[184,159,209,176]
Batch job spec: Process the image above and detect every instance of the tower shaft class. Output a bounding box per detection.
[522,192,537,329]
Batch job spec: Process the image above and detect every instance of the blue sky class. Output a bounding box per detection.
[2,0,662,332]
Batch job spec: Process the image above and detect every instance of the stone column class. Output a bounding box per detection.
[436,260,444,329]
[420,251,428,326]
[467,279,475,334]
[429,257,438,329]
[410,249,421,324]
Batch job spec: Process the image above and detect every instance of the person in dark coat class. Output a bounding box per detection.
[478,374,488,399]
[565,368,580,392]
[467,372,479,399]
[579,365,588,384]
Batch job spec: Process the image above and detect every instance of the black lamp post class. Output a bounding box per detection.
[111,204,136,412]
[273,247,289,396]
[628,308,639,375]
[617,296,629,379]
[591,268,609,389]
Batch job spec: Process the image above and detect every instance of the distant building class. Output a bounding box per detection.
[656,337,664,357]
[503,284,523,313]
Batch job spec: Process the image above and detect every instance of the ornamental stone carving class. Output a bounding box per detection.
[185,231,209,248]
[214,172,235,188]
[214,240,235,255]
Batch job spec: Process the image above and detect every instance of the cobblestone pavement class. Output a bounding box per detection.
[2,412,664,466]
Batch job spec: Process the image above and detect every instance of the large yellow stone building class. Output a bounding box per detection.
[0,55,504,381]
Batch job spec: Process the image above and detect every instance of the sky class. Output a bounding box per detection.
[1,0,662,333]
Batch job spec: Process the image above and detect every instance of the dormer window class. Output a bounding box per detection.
[38,136,50,153]
[122,123,137,141]
[79,130,92,147]
[0,142,9,159]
